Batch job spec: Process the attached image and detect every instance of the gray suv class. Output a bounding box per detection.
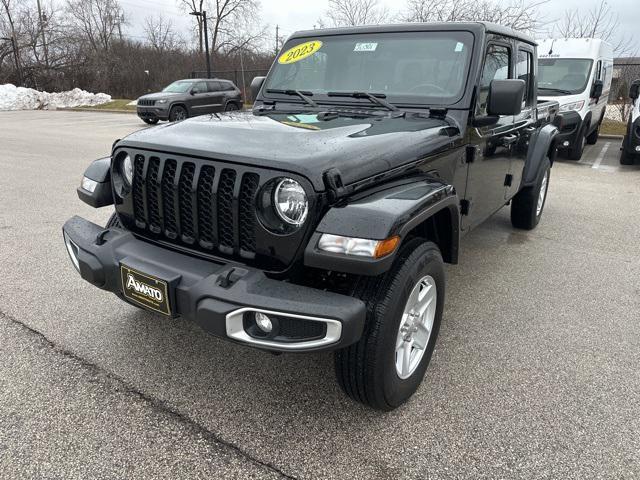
[136,78,243,124]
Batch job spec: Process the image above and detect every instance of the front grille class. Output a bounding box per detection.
[129,154,262,258]
[138,99,156,106]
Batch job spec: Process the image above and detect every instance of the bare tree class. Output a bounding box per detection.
[207,0,263,55]
[554,0,636,56]
[402,0,548,34]
[176,0,205,53]
[320,0,389,27]
[65,0,125,52]
[144,15,182,54]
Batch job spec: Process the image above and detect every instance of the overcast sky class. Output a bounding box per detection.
[119,0,640,54]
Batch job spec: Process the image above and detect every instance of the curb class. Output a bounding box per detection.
[600,134,624,140]
[60,108,136,114]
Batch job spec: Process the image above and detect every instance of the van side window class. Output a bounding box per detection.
[479,44,511,115]
[516,49,533,107]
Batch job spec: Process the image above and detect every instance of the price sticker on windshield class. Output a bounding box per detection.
[278,41,323,64]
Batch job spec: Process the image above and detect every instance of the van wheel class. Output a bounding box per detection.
[511,158,551,230]
[334,239,445,411]
[586,121,601,145]
[169,105,188,122]
[567,126,587,160]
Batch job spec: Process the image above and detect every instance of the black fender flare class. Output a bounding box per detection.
[304,175,460,276]
[521,123,558,188]
[77,157,114,208]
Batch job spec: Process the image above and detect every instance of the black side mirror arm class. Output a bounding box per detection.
[472,115,500,128]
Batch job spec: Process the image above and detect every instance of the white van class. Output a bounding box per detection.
[537,38,613,160]
[620,80,640,165]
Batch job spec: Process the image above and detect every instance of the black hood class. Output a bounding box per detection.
[138,92,182,101]
[116,110,460,191]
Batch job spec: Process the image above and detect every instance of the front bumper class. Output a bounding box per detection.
[62,216,366,352]
[137,106,169,121]
[555,110,583,149]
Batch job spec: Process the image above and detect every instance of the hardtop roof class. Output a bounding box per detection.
[289,22,536,46]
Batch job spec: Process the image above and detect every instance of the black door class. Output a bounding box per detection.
[463,40,516,230]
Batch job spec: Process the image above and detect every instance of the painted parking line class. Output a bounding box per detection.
[592,142,611,169]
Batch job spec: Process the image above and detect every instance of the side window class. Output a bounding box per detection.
[223,82,236,91]
[479,44,511,115]
[595,61,603,81]
[191,82,207,94]
[207,81,221,92]
[516,49,533,107]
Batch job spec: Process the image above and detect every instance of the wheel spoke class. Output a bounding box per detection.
[413,323,430,350]
[402,340,412,377]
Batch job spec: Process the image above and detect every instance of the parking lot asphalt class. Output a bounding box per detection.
[1,110,639,479]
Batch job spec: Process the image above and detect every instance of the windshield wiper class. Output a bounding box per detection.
[265,89,318,108]
[539,87,573,95]
[327,91,400,112]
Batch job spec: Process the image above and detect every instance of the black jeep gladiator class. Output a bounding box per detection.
[63,22,561,410]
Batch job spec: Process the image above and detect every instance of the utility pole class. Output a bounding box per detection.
[275,24,279,55]
[190,10,211,78]
[36,0,49,68]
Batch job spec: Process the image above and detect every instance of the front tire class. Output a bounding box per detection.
[567,125,587,160]
[586,121,600,145]
[169,105,188,122]
[335,239,445,411]
[620,148,636,165]
[511,158,551,230]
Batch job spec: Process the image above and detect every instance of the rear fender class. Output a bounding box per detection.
[304,175,460,276]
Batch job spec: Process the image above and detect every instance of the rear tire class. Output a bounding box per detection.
[169,105,188,122]
[567,126,587,160]
[511,158,551,230]
[224,102,239,112]
[334,239,445,411]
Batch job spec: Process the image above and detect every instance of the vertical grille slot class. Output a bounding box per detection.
[146,157,161,233]
[197,166,216,248]
[132,154,146,226]
[178,162,196,243]
[239,173,259,253]
[161,159,178,238]
[217,169,236,251]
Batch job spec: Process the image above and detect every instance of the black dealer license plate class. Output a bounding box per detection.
[120,264,171,316]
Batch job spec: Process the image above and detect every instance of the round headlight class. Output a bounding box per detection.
[273,178,308,226]
[121,154,133,186]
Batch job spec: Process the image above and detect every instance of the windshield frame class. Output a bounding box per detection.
[537,58,594,96]
[261,29,477,109]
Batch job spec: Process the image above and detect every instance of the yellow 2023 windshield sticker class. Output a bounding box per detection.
[278,41,323,64]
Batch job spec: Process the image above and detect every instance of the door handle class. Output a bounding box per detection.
[501,134,519,146]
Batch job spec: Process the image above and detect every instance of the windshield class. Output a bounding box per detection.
[538,59,593,95]
[162,81,195,93]
[264,31,474,106]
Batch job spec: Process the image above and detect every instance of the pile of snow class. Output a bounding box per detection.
[0,84,111,111]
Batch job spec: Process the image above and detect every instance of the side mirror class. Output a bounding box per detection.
[591,79,604,99]
[487,79,525,116]
[630,80,640,100]
[250,76,266,102]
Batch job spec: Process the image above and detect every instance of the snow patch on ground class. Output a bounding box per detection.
[0,84,111,111]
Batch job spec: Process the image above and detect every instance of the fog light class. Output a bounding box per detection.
[563,141,570,147]
[255,312,273,333]
[81,176,98,193]
[635,146,640,152]
[63,232,80,272]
